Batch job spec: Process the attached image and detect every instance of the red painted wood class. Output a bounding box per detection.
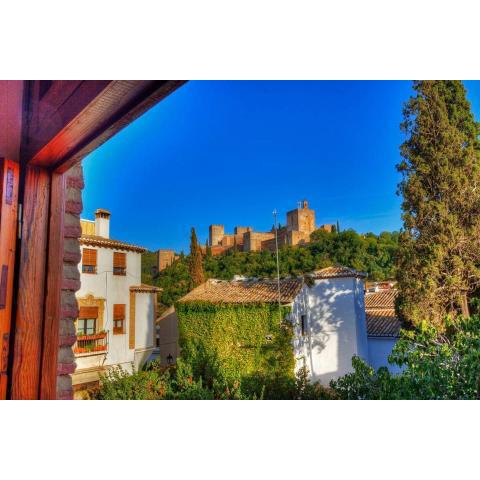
[0,159,20,400]
[11,166,50,399]
[40,172,66,399]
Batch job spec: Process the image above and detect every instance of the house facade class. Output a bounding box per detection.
[72,208,160,395]
[168,267,401,384]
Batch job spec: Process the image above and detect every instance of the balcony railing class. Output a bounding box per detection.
[74,331,109,356]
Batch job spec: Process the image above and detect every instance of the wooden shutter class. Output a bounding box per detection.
[113,252,126,268]
[0,159,20,399]
[79,306,99,319]
[113,304,125,320]
[82,248,97,266]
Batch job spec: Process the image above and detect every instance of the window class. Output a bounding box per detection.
[113,252,126,275]
[82,248,97,274]
[301,314,307,336]
[113,304,126,334]
[77,306,99,335]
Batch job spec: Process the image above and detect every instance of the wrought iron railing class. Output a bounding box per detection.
[74,331,108,355]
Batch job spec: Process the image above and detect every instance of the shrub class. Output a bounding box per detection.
[331,315,480,399]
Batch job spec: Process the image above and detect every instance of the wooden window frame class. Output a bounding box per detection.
[77,318,97,336]
[113,304,126,335]
[82,248,97,274]
[113,252,126,276]
[6,80,184,399]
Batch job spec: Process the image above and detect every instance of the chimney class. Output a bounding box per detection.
[302,199,309,209]
[95,209,111,238]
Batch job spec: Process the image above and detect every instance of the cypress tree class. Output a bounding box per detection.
[205,240,212,259]
[396,80,480,327]
[189,227,205,287]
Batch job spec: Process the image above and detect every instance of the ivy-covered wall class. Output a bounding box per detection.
[175,302,295,398]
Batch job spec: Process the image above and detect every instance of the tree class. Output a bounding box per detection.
[189,227,205,287]
[396,81,480,328]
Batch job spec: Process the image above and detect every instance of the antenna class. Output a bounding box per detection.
[273,209,282,323]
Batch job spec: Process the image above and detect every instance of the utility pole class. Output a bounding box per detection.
[273,209,282,323]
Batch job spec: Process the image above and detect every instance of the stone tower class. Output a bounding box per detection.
[286,199,315,234]
[209,224,225,246]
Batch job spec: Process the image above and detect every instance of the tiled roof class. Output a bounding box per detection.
[366,310,402,337]
[130,284,162,293]
[80,235,146,253]
[311,266,367,279]
[365,289,397,309]
[178,278,304,304]
[365,288,400,337]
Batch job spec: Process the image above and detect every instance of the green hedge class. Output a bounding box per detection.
[175,301,296,398]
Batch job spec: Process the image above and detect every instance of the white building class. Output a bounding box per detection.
[291,267,370,384]
[72,209,160,394]
[172,266,401,385]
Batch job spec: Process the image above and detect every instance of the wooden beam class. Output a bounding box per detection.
[129,291,136,349]
[11,166,50,399]
[21,81,111,164]
[0,159,20,399]
[23,80,185,172]
[40,171,66,399]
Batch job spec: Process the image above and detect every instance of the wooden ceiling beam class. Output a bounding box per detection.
[23,80,185,172]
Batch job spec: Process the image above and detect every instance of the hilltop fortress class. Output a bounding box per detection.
[156,200,334,271]
[208,200,334,255]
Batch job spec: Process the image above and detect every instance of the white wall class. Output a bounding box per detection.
[75,246,143,375]
[133,292,156,370]
[367,337,402,374]
[292,276,368,385]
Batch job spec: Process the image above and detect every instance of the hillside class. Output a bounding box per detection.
[142,229,399,309]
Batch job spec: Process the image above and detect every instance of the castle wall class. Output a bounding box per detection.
[157,249,176,271]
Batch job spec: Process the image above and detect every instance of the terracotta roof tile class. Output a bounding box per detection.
[366,310,402,337]
[365,289,397,309]
[311,266,367,279]
[80,235,146,253]
[178,278,304,304]
[365,288,400,337]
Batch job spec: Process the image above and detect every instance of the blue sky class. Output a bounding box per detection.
[82,81,480,253]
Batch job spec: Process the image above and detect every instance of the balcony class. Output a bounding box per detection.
[74,331,109,356]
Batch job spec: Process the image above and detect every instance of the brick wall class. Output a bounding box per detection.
[57,162,83,400]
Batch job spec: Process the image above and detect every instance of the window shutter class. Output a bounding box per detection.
[79,306,99,319]
[113,252,126,268]
[82,248,97,266]
[113,304,125,320]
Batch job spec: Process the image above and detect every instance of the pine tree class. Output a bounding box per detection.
[396,81,480,328]
[189,227,205,287]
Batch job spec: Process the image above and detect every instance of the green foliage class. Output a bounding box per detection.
[331,314,480,399]
[93,359,334,400]
[176,301,296,399]
[142,229,399,310]
[92,360,252,400]
[396,80,480,327]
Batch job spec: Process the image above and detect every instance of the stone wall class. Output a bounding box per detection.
[57,162,83,400]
